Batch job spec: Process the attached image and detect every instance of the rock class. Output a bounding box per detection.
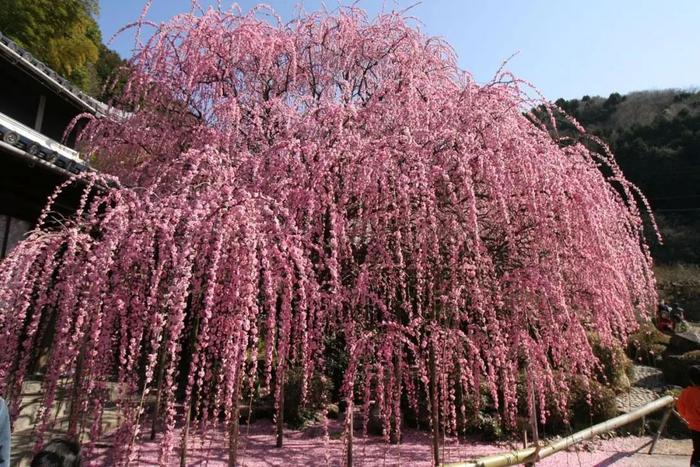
[630,365,664,388]
[669,331,700,353]
[661,350,700,386]
[662,355,685,386]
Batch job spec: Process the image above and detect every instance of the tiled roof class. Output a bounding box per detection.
[0,32,111,116]
[0,111,90,176]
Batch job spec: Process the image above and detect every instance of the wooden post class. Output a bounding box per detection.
[648,407,673,455]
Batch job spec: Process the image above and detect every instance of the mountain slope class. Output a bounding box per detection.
[554,89,700,264]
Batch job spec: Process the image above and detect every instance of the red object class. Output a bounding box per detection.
[656,315,675,333]
[677,386,700,430]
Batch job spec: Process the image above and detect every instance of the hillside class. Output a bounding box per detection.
[0,0,123,98]
[552,89,700,264]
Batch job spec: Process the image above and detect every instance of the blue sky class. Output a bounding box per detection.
[97,0,700,100]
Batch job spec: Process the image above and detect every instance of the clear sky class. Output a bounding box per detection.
[97,0,700,100]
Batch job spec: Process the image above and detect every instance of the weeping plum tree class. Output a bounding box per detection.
[0,4,657,466]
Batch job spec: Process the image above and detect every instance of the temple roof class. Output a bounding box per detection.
[0,32,111,117]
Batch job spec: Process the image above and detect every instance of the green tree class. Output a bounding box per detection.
[93,44,128,101]
[0,0,121,95]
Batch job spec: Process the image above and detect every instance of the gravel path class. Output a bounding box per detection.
[616,365,673,414]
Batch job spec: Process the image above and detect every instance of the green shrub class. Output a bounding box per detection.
[283,369,333,429]
[576,380,617,424]
[627,323,670,365]
[589,332,632,393]
[471,413,504,441]
[326,403,340,419]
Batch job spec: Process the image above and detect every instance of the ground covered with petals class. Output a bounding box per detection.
[91,421,690,466]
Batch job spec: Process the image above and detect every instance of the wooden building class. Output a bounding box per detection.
[0,32,104,257]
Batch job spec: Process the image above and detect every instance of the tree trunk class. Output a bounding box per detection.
[68,341,87,435]
[429,344,440,466]
[180,314,200,465]
[180,400,193,467]
[529,385,539,446]
[228,374,243,467]
[150,348,167,440]
[276,369,285,448]
[391,356,402,444]
[524,383,539,467]
[346,399,353,467]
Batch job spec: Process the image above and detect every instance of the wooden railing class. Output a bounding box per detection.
[444,394,676,467]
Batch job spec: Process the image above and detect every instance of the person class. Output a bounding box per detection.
[30,439,81,467]
[0,397,9,465]
[677,365,700,467]
[656,301,675,333]
[671,303,686,330]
